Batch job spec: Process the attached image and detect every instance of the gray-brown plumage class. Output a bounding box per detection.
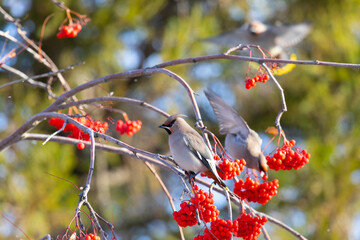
[159,114,228,189]
[206,20,312,58]
[204,89,268,175]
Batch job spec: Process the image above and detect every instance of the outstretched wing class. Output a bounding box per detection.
[205,89,250,140]
[272,22,312,48]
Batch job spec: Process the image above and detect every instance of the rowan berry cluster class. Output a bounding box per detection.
[233,213,268,240]
[49,116,108,149]
[194,218,233,240]
[266,139,311,171]
[218,158,246,180]
[202,158,246,181]
[57,23,82,38]
[173,186,219,227]
[194,213,267,240]
[245,75,270,89]
[173,202,197,227]
[234,177,279,205]
[85,233,100,240]
[115,119,142,136]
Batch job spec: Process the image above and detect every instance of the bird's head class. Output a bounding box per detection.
[248,21,267,35]
[159,114,188,135]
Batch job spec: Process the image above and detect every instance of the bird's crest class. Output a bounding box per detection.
[162,114,188,127]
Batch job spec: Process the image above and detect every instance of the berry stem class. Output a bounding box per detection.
[122,112,129,122]
[66,9,73,25]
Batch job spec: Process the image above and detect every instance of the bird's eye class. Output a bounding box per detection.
[168,119,176,127]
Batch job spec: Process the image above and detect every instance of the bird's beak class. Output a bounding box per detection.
[260,170,268,177]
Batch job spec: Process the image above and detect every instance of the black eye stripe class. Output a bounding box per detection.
[168,119,176,127]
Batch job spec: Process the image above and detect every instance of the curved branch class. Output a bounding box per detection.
[55,96,169,118]
[261,63,287,132]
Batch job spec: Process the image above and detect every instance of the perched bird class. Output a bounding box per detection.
[205,20,312,58]
[204,89,268,176]
[159,114,228,189]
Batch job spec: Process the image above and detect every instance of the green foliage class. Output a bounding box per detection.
[1,0,360,239]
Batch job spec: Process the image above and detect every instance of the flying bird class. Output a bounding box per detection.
[205,20,312,58]
[204,89,268,176]
[159,114,228,189]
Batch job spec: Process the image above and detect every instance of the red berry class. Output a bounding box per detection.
[73,23,82,32]
[77,142,85,150]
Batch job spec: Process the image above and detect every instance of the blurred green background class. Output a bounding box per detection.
[0,0,360,239]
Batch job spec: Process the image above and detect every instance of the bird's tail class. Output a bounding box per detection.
[203,170,229,191]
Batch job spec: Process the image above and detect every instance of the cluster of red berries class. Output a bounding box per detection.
[173,186,219,227]
[245,74,270,89]
[194,218,233,240]
[266,139,311,171]
[173,202,197,227]
[217,158,246,180]
[201,158,246,181]
[115,119,142,136]
[57,23,82,38]
[233,213,268,240]
[85,233,100,240]
[234,177,279,205]
[49,116,108,150]
[194,213,267,240]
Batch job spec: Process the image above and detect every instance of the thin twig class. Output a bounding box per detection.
[262,62,287,133]
[42,119,67,145]
[0,6,77,100]
[0,62,84,90]
[224,189,233,240]
[1,64,47,89]
[262,226,271,240]
[144,162,185,240]
[83,202,108,240]
[0,30,51,68]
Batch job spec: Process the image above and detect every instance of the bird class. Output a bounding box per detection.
[159,114,228,190]
[205,20,312,59]
[204,89,268,176]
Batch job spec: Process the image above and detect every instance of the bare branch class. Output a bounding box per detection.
[144,162,185,240]
[56,96,169,117]
[0,6,76,99]
[0,62,84,90]
[1,64,47,89]
[155,51,360,69]
[0,30,51,68]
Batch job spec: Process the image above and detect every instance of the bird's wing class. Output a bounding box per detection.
[182,132,221,174]
[205,89,250,138]
[271,22,312,48]
[204,28,251,46]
